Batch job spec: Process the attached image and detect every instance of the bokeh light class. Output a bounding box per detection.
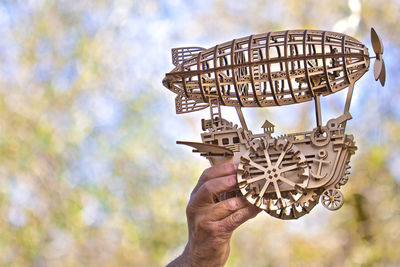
[0,0,399,266]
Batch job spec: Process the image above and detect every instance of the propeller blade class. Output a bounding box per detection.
[379,59,386,87]
[371,27,383,55]
[374,58,383,81]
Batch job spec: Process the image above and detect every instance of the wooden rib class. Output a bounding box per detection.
[303,30,314,96]
[266,32,280,105]
[284,30,297,102]
[275,42,285,98]
[197,51,207,102]
[214,44,225,105]
[248,35,262,106]
[231,39,244,106]
[342,35,351,84]
[322,31,333,92]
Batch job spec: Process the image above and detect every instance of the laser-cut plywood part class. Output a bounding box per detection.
[163,28,385,220]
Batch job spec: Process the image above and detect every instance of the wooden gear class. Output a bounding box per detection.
[163,28,385,220]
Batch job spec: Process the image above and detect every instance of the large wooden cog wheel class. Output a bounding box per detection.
[267,188,321,220]
[237,138,313,220]
[267,192,319,219]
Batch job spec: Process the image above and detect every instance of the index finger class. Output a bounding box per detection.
[191,174,237,205]
[191,163,237,195]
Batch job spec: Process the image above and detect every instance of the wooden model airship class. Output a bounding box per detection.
[163,29,385,220]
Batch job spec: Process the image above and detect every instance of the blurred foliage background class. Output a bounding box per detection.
[0,0,399,266]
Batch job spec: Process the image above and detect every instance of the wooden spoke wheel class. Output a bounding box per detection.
[320,188,344,211]
[237,138,311,219]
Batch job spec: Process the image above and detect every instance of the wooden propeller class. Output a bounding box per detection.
[371,27,386,86]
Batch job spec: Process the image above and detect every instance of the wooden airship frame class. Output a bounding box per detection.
[163,28,385,220]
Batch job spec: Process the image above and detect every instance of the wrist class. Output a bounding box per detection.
[166,249,191,267]
[181,241,230,267]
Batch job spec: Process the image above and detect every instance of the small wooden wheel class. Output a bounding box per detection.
[320,188,344,211]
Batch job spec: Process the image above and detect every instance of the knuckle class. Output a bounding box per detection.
[200,167,212,180]
[232,211,243,223]
[221,175,237,190]
[227,174,237,186]
[220,163,234,176]
[197,219,213,233]
[201,182,213,195]
[225,162,236,173]
[225,211,243,230]
[225,198,240,211]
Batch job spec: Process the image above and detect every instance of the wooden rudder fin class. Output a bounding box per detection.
[172,47,205,66]
[175,95,209,114]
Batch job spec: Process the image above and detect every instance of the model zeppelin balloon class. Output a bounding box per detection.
[163,29,385,220]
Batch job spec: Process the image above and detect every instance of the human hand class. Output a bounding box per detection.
[167,163,261,267]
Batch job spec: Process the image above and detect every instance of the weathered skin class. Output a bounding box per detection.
[167,163,261,267]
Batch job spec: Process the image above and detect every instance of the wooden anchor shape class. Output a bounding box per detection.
[311,151,331,179]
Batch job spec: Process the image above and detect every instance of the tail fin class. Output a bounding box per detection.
[172,46,205,66]
[175,95,209,114]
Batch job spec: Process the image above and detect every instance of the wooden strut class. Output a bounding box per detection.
[235,105,248,132]
[314,94,322,131]
[344,83,354,114]
[342,83,355,129]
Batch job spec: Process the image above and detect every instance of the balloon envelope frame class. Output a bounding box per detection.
[163,29,385,220]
